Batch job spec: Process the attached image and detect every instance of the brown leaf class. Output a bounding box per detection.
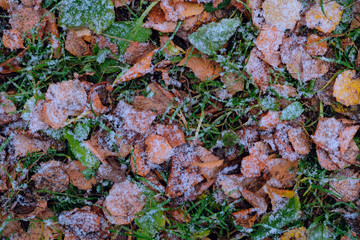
[266,158,298,188]
[3,29,24,50]
[350,2,360,30]
[114,50,155,84]
[255,24,284,67]
[97,158,126,183]
[245,48,270,92]
[11,133,53,157]
[65,161,97,191]
[160,0,204,22]
[44,11,62,58]
[312,118,343,155]
[306,34,328,56]
[155,123,186,148]
[28,99,49,133]
[0,46,28,74]
[240,189,267,213]
[287,127,311,155]
[65,30,91,57]
[145,134,173,164]
[59,206,109,239]
[220,72,245,95]
[143,5,177,33]
[270,84,298,98]
[259,111,282,130]
[0,0,10,10]
[124,42,156,65]
[232,208,257,229]
[178,48,222,82]
[339,125,360,155]
[103,180,146,225]
[274,125,301,162]
[43,80,88,129]
[263,184,295,211]
[248,0,265,29]
[31,160,69,192]
[131,144,150,176]
[329,169,360,202]
[241,142,270,178]
[96,35,118,55]
[195,146,223,180]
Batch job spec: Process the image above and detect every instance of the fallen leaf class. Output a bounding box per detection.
[232,208,258,229]
[262,0,301,31]
[333,70,360,106]
[246,48,270,92]
[280,227,307,240]
[124,42,156,65]
[248,0,265,29]
[259,111,282,130]
[305,0,343,33]
[178,48,222,82]
[131,144,151,176]
[43,80,88,129]
[196,146,223,180]
[263,184,295,211]
[65,160,97,191]
[220,72,245,95]
[65,29,91,57]
[145,134,173,164]
[329,168,360,202]
[306,34,328,56]
[11,133,53,157]
[112,0,133,7]
[267,158,298,188]
[143,5,177,33]
[2,29,24,50]
[155,123,186,148]
[255,24,284,67]
[59,206,110,239]
[339,125,360,155]
[350,2,360,30]
[270,84,298,98]
[240,189,267,213]
[113,50,155,84]
[241,141,270,178]
[103,180,146,225]
[44,11,62,58]
[287,127,311,155]
[31,160,69,192]
[0,0,9,10]
[160,0,204,22]
[0,46,28,74]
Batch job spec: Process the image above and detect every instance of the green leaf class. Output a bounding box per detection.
[135,188,166,237]
[251,195,301,239]
[188,18,241,55]
[59,0,115,34]
[307,222,333,240]
[63,128,100,169]
[104,21,152,54]
[280,102,304,121]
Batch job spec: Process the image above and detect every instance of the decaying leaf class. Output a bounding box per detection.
[287,127,311,155]
[306,34,328,56]
[131,144,151,176]
[241,141,271,178]
[312,118,360,170]
[161,0,204,22]
[262,0,301,31]
[11,133,53,157]
[31,160,69,192]
[143,5,177,33]
[59,206,109,239]
[103,180,146,225]
[329,169,360,202]
[2,29,24,50]
[0,92,18,125]
[333,70,360,107]
[305,0,343,33]
[84,134,118,164]
[195,146,223,180]
[280,227,307,240]
[220,72,245,95]
[114,49,155,84]
[155,123,186,148]
[65,160,97,191]
[124,41,156,65]
[0,46,28,74]
[246,48,270,92]
[65,29,91,57]
[259,111,282,130]
[178,48,222,82]
[255,24,284,67]
[145,134,173,164]
[266,157,298,188]
[232,208,258,229]
[270,84,298,98]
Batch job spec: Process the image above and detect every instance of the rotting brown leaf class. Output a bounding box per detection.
[329,168,360,202]
[2,29,24,50]
[145,134,173,164]
[65,160,97,191]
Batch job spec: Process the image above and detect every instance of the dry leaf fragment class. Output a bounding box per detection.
[0,46,28,74]
[115,101,157,134]
[65,30,91,57]
[145,134,173,164]
[333,70,360,106]
[65,161,97,191]
[255,24,284,67]
[131,144,151,176]
[316,146,338,171]
[114,50,155,84]
[263,184,295,211]
[0,92,16,115]
[287,127,311,155]
[178,48,222,82]
[306,34,328,56]
[248,0,265,29]
[312,117,342,155]
[59,206,109,239]
[245,48,270,92]
[124,42,156,65]
[270,84,298,98]
[196,146,223,180]
[160,0,204,22]
[339,125,360,155]
[329,169,360,202]
[155,123,186,148]
[241,189,267,213]
[31,160,69,192]
[28,99,49,133]
[267,158,298,188]
[259,111,282,130]
[262,0,301,31]
[3,29,24,50]
[143,5,177,33]
[103,180,146,225]
[220,72,245,95]
[43,80,87,129]
[241,142,270,178]
[305,1,343,33]
[232,208,258,229]
[11,133,52,157]
[44,11,62,58]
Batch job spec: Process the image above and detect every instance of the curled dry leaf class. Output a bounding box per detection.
[232,208,258,229]
[160,0,204,22]
[262,0,301,31]
[43,80,88,129]
[305,0,343,33]
[329,169,360,202]
[31,160,69,192]
[306,34,328,56]
[84,135,117,164]
[115,100,157,134]
[65,30,91,57]
[59,206,109,239]
[255,24,284,68]
[124,42,156,65]
[274,125,302,162]
[333,70,360,107]
[145,134,173,164]
[143,5,177,33]
[178,48,222,82]
[280,36,329,82]
[89,82,113,115]
[2,29,24,50]
[241,188,267,213]
[246,48,270,92]
[103,180,146,225]
[114,49,155,84]
[312,118,360,170]
[195,146,223,181]
[65,160,97,191]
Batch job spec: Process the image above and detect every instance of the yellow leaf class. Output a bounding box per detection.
[333,70,360,106]
[280,227,308,240]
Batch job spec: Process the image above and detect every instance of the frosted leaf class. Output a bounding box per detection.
[262,0,301,31]
[103,180,146,225]
[65,161,97,191]
[329,169,360,202]
[59,0,115,34]
[155,123,186,148]
[306,34,328,56]
[333,70,360,106]
[145,134,173,164]
[245,48,270,92]
[142,5,177,33]
[305,1,343,33]
[2,29,24,50]
[287,127,311,155]
[65,30,91,57]
[280,102,304,121]
[11,133,52,157]
[160,0,204,22]
[131,144,151,176]
[188,18,241,55]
